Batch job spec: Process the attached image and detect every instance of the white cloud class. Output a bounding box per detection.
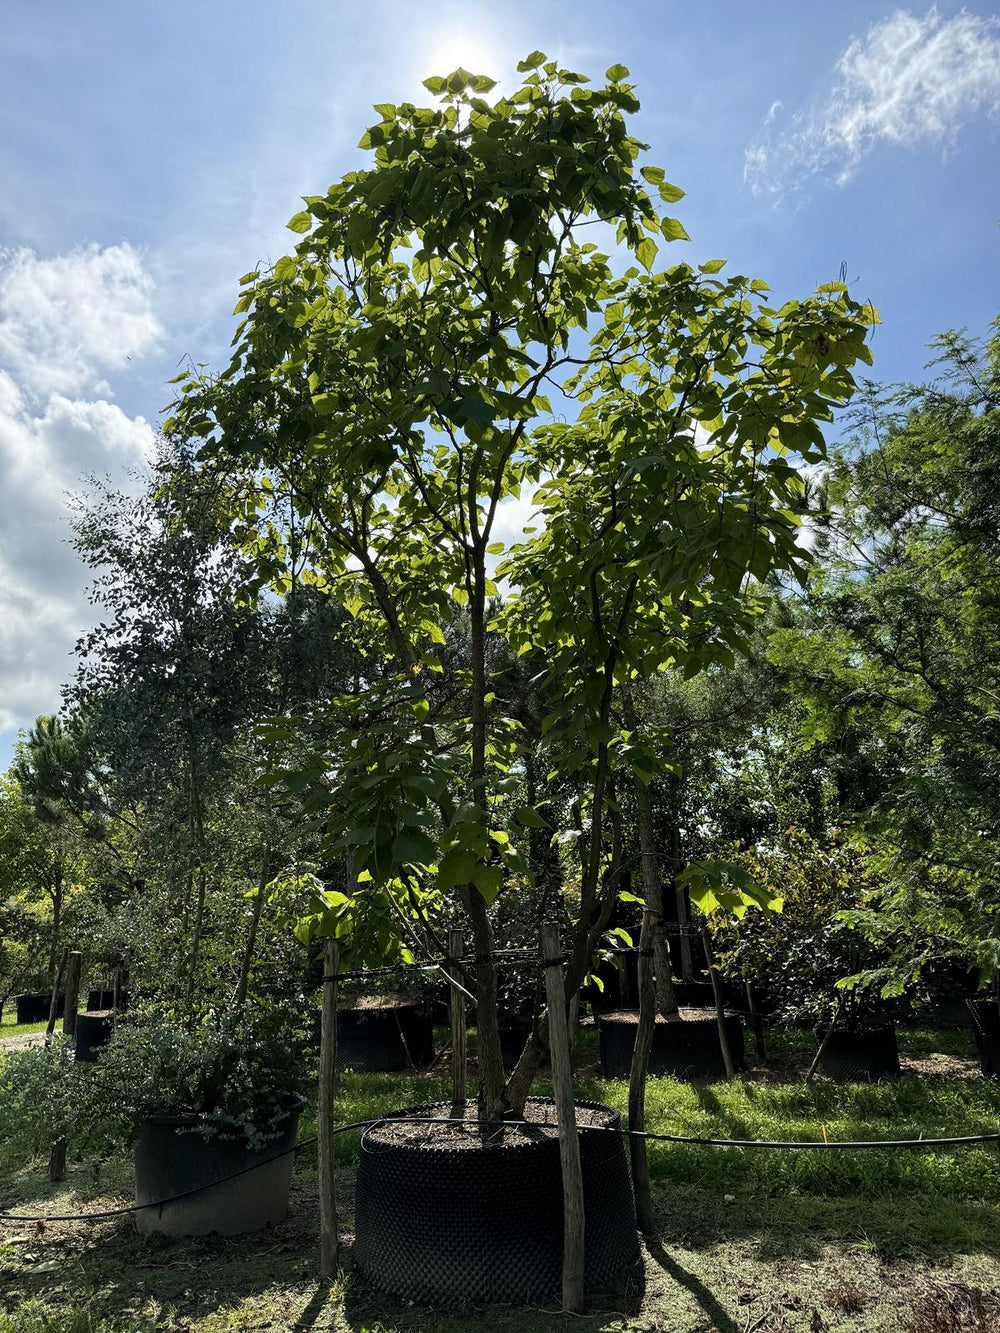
[0,243,161,398]
[745,7,1000,199]
[0,245,158,733]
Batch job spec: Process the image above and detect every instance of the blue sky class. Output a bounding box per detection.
[1,0,998,769]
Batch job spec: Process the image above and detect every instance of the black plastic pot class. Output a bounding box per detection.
[134,1096,304,1236]
[813,1025,900,1080]
[336,1002,434,1072]
[966,998,1000,1076]
[74,1011,114,1063]
[599,1008,745,1080]
[498,1018,534,1070]
[87,988,129,1012]
[354,1097,639,1305]
[16,992,65,1025]
[582,952,638,1014]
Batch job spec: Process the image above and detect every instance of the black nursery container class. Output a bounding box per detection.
[498,1018,534,1070]
[966,998,1000,1076]
[134,1096,304,1236]
[353,1097,639,1305]
[74,1011,114,1063]
[814,1025,901,1080]
[87,988,129,1012]
[336,1000,434,1072]
[16,992,65,1025]
[599,1008,745,1080]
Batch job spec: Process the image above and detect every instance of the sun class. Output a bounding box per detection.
[414,23,508,90]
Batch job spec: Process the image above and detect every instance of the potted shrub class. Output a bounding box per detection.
[87,1002,310,1235]
[712,831,904,1080]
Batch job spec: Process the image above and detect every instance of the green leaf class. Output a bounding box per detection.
[517,51,546,71]
[636,236,658,272]
[438,847,478,891]
[640,165,665,185]
[660,216,690,242]
[472,863,503,905]
[515,806,549,828]
[658,181,685,204]
[286,211,312,234]
[606,63,630,81]
[699,259,726,274]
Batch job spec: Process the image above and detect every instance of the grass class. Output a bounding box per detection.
[0,1011,50,1037]
[0,1022,998,1332]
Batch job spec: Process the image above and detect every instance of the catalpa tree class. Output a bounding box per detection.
[168,54,876,1122]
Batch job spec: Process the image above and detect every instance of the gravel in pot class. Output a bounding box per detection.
[813,1025,901,1080]
[598,1007,745,1080]
[354,1096,639,1305]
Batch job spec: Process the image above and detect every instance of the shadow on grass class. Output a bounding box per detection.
[643,1235,738,1333]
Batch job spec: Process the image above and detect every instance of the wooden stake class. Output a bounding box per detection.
[45,949,67,1044]
[448,928,467,1109]
[627,909,657,1235]
[700,925,736,1080]
[62,952,81,1039]
[541,920,585,1314]
[318,937,340,1282]
[48,950,82,1184]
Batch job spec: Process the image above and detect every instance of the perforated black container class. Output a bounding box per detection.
[353,1097,639,1306]
[966,999,1000,1076]
[814,1025,900,1080]
[16,992,64,1024]
[336,1002,434,1072]
[599,1008,745,1080]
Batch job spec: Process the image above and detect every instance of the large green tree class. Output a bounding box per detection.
[770,316,1000,988]
[169,56,875,1121]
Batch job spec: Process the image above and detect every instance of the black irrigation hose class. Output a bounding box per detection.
[4,1115,1000,1226]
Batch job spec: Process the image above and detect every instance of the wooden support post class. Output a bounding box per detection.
[700,925,736,1080]
[45,949,67,1043]
[628,909,657,1234]
[448,928,467,1109]
[541,920,585,1314]
[48,950,81,1183]
[318,937,340,1282]
[62,952,82,1039]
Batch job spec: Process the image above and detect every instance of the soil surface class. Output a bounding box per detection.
[345,994,419,1012]
[0,1030,45,1052]
[599,1007,737,1023]
[364,1098,616,1150]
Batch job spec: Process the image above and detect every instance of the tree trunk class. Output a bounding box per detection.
[318,938,339,1280]
[467,546,505,1124]
[628,907,657,1235]
[541,921,585,1313]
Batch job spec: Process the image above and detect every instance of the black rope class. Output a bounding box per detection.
[5,1114,1000,1226]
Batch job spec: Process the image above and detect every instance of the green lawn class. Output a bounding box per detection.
[1,1023,998,1333]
